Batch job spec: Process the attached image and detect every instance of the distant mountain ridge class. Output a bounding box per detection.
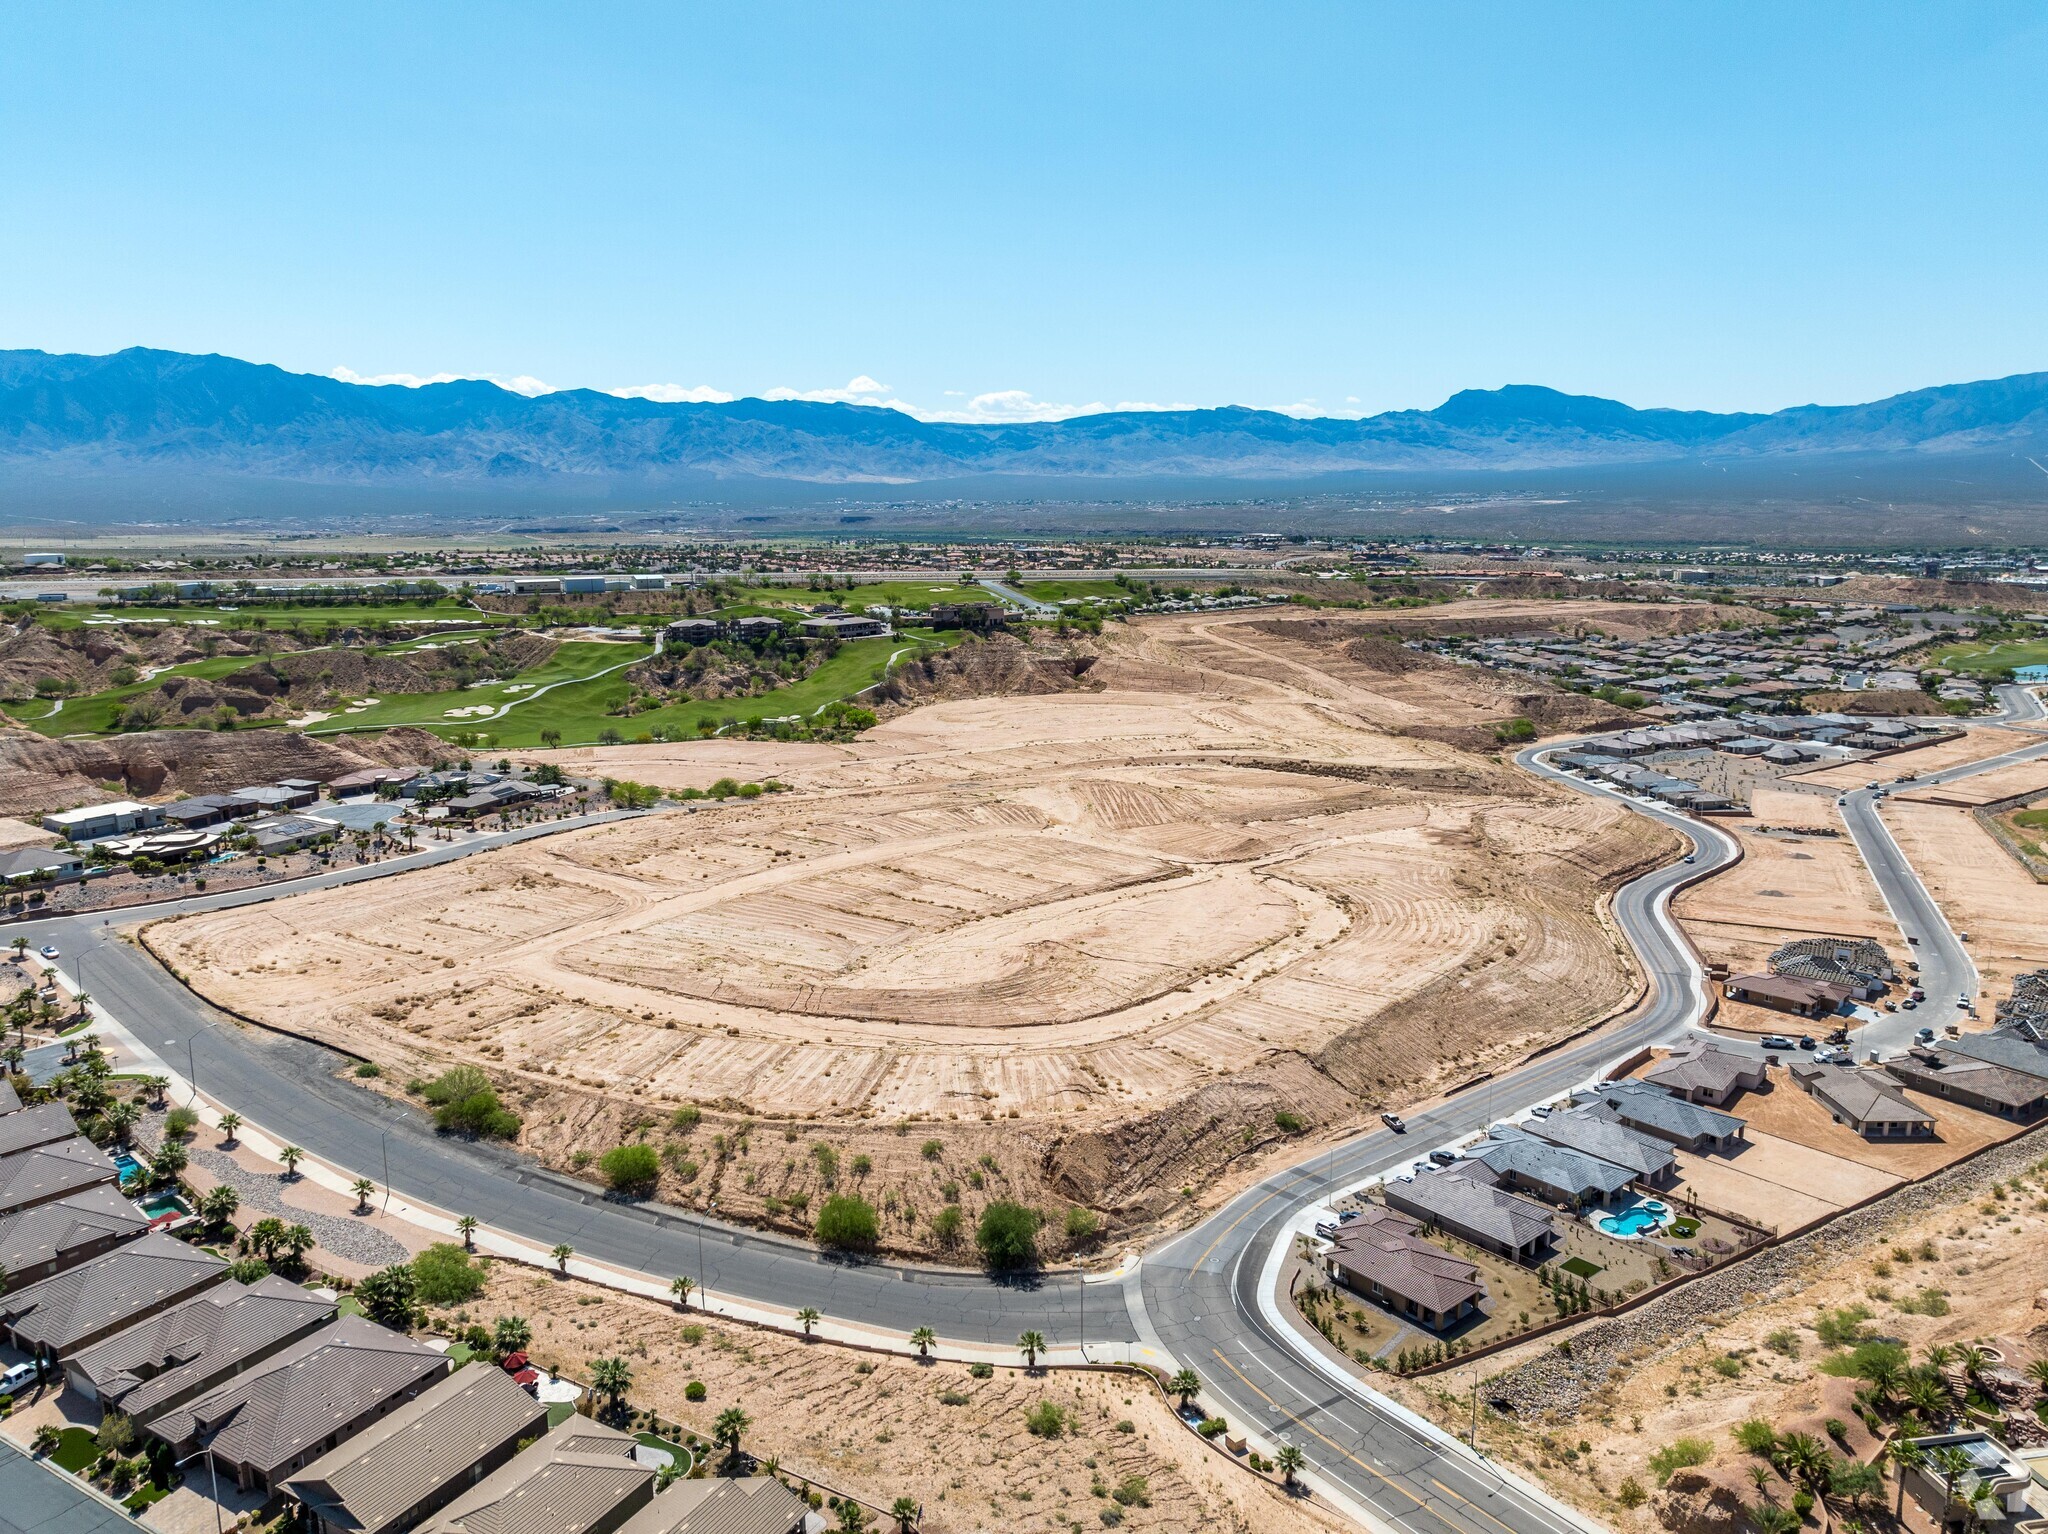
[3,347,2048,486]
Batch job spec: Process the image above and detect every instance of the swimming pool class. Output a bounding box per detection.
[112,1152,144,1181]
[1598,1205,1663,1238]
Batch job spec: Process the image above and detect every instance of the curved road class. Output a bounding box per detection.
[11,690,2039,1531]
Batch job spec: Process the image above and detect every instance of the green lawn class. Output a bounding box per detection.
[1015,579,1135,603]
[1560,1257,1604,1279]
[1934,639,2048,674]
[49,1427,100,1473]
[41,598,503,633]
[6,652,272,734]
[546,1400,578,1428]
[306,639,652,736]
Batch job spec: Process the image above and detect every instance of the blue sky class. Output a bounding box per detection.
[4,4,2046,421]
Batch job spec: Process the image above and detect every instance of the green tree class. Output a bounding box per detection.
[714,1406,750,1463]
[597,1143,660,1192]
[356,1263,418,1328]
[492,1314,532,1356]
[974,1200,1040,1272]
[814,1194,880,1251]
[910,1326,935,1358]
[411,1243,486,1305]
[198,1185,239,1232]
[796,1305,821,1336]
[837,1502,869,1534]
[1276,1444,1306,1485]
[670,1275,695,1309]
[889,1496,919,1533]
[588,1356,632,1417]
[1018,1330,1045,1369]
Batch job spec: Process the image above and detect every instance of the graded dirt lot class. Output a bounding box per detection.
[1784,727,2015,792]
[1674,820,1896,978]
[147,607,1682,1255]
[470,1265,1341,1534]
[1882,799,2048,995]
[1897,755,2048,806]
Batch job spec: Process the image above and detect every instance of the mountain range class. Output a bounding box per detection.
[4,347,2048,488]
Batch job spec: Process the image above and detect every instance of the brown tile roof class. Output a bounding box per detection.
[617,1477,811,1534]
[0,1228,228,1355]
[150,1316,450,1482]
[1326,1207,1486,1316]
[417,1416,656,1534]
[1789,1061,1935,1126]
[0,1103,78,1159]
[0,1136,119,1215]
[70,1273,335,1422]
[0,1183,148,1278]
[283,1363,547,1534]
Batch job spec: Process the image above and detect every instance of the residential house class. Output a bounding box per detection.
[1883,1047,2048,1123]
[282,1363,547,1534]
[725,616,785,643]
[1321,1206,1486,1332]
[147,1316,451,1504]
[1524,1109,1679,1187]
[67,1274,336,1423]
[234,784,318,812]
[1462,1126,1635,1208]
[41,802,161,840]
[662,619,721,646]
[1639,1041,1768,1105]
[0,1077,18,1116]
[1587,1081,1747,1152]
[616,1478,811,1534]
[159,794,259,830]
[0,847,85,885]
[415,1417,656,1534]
[0,1103,84,1160]
[326,768,420,796]
[1943,1028,2048,1078]
[0,1230,229,1361]
[1768,937,1895,1000]
[0,1137,121,1216]
[247,816,342,856]
[1723,973,1853,1018]
[798,614,889,640]
[0,1183,149,1286]
[1896,1432,2032,1530]
[1381,1165,1556,1263]
[1788,1061,1935,1139]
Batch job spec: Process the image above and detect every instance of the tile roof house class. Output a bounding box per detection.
[148,1316,452,1503]
[283,1363,548,1534]
[1882,1048,2048,1123]
[67,1274,337,1423]
[1463,1126,1636,1208]
[1320,1206,1486,1331]
[416,1416,657,1534]
[1789,1060,1936,1139]
[1943,1028,2048,1080]
[0,1183,149,1286]
[1768,937,1895,999]
[1587,1081,1747,1152]
[0,1136,121,1216]
[0,1103,84,1160]
[616,1478,811,1534]
[1639,1041,1768,1105]
[1723,973,1854,1018]
[0,1229,229,1360]
[1382,1166,1556,1262]
[0,1076,19,1116]
[1524,1109,1679,1186]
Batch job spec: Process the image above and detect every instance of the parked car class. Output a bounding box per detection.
[1883,1000,1898,1012]
[1916,1027,1937,1043]
[1798,1035,1817,1050]
[1682,853,1696,864]
[37,945,57,959]
[1428,1149,1459,1167]
[1381,1112,1407,1133]
[1530,1104,1554,1118]
[1902,998,1917,1010]
[1761,1035,1796,1051]
[1910,988,1925,1001]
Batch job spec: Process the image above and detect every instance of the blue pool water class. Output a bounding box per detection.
[1598,1206,1661,1237]
[113,1152,143,1180]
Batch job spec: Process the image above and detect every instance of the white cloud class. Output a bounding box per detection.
[912,390,1197,424]
[606,383,736,404]
[330,366,555,396]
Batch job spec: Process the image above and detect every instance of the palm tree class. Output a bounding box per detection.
[796,1306,821,1336]
[2028,1358,2048,1397]
[198,1185,239,1232]
[351,1177,375,1212]
[551,1243,573,1273]
[669,1275,694,1309]
[1018,1330,1045,1369]
[837,1504,869,1534]
[1747,1463,1774,1495]
[278,1145,305,1178]
[910,1326,936,1358]
[493,1315,532,1355]
[71,992,89,1019]
[889,1496,918,1533]
[1906,1371,1951,1423]
[10,937,27,962]
[1779,1431,1829,1497]
[1276,1443,1306,1486]
[1887,1439,1928,1521]
[279,1224,314,1267]
[217,1112,240,1145]
[102,1101,139,1146]
[457,1215,479,1251]
[588,1356,632,1417]
[1748,1506,1799,1534]
[713,1405,750,1464]
[144,1074,168,1107]
[1169,1367,1201,1411]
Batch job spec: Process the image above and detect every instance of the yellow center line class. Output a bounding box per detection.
[1430,1476,1528,1534]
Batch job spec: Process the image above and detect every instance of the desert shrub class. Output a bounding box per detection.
[1111,1475,1150,1508]
[1734,1420,1779,1455]
[226,1257,270,1283]
[1710,1355,1743,1378]
[685,1381,706,1402]
[1764,1328,1801,1358]
[1616,1477,1646,1509]
[1813,1303,1873,1347]
[670,1105,701,1132]
[1648,1437,1713,1484]
[426,1066,522,1140]
[599,1143,661,1192]
[354,1062,382,1078]
[411,1243,486,1306]
[1025,1400,1068,1438]
[814,1195,880,1251]
[930,1206,964,1245]
[968,1362,993,1379]
[163,1106,199,1139]
[1196,1416,1228,1438]
[920,1138,943,1160]
[1064,1206,1102,1243]
[1819,1340,1908,1380]
[1897,1287,1950,1316]
[976,1200,1041,1271]
[1273,1109,1304,1133]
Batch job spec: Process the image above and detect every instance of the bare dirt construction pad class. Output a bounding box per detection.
[1674,818,1895,976]
[1734,1069,2024,1177]
[1673,1134,1899,1233]
[146,606,1678,1253]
